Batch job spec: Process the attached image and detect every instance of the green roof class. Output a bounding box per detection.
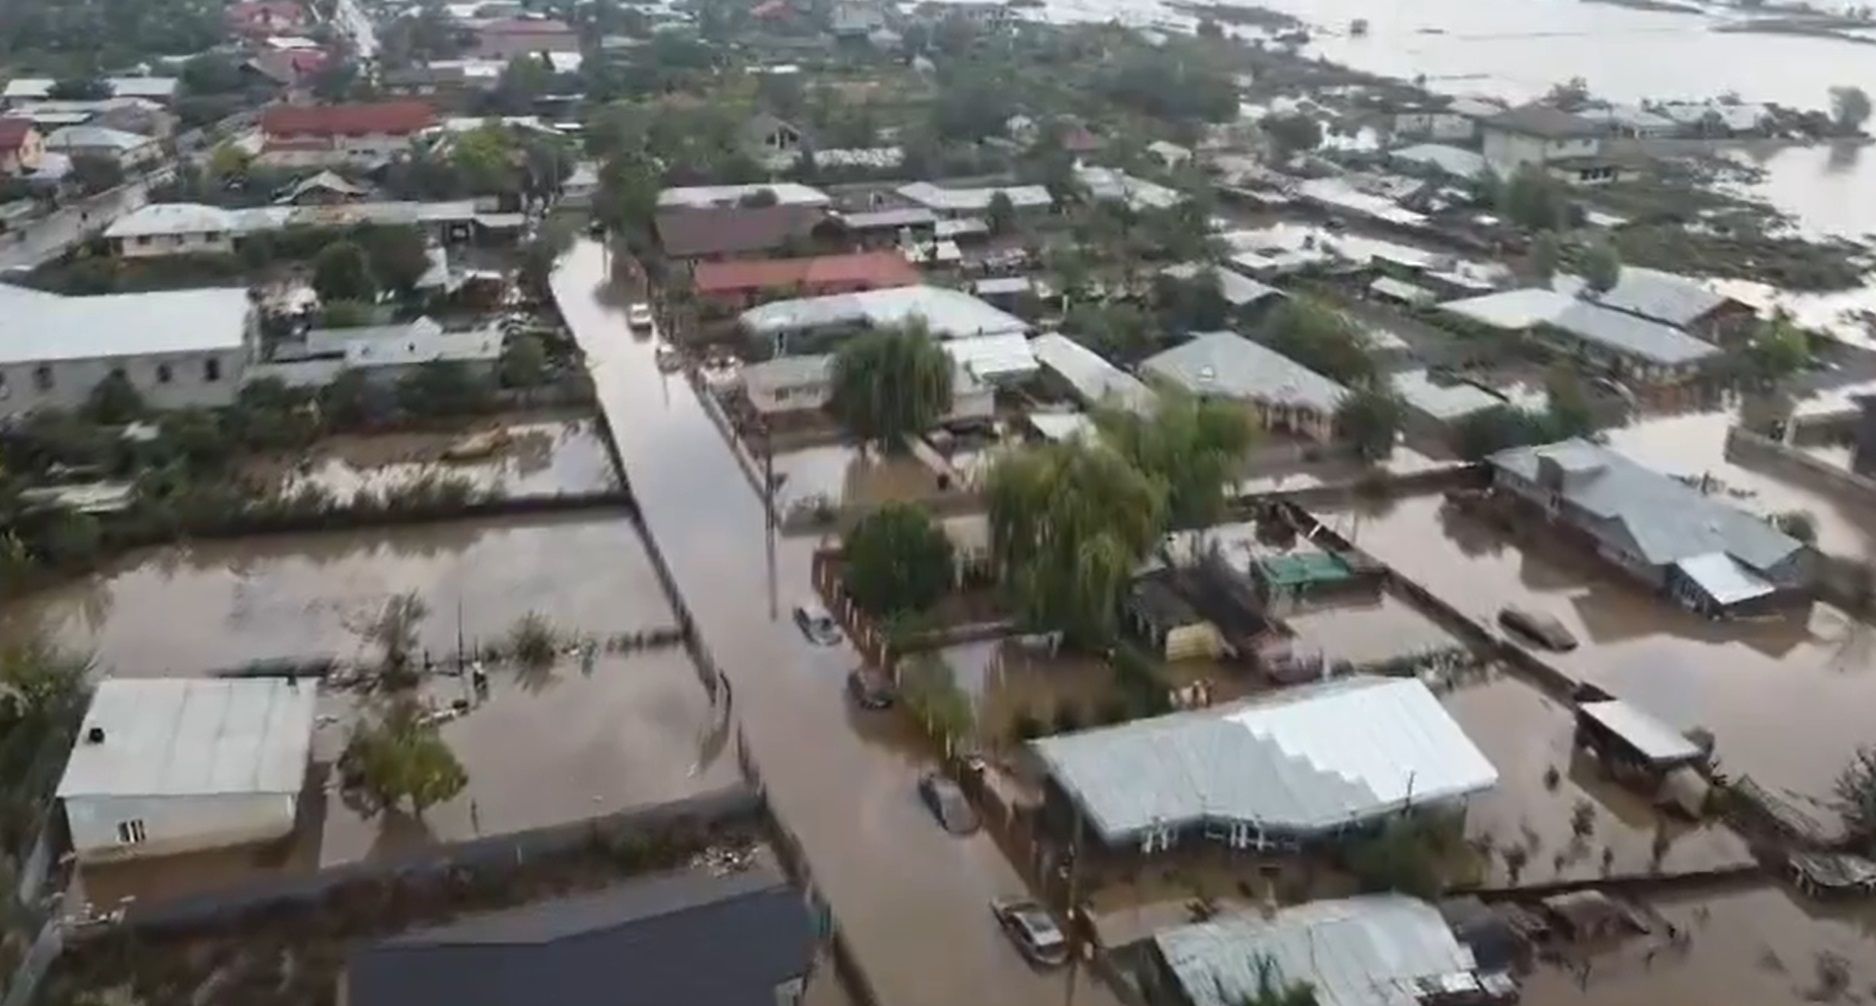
[1256,552,1353,588]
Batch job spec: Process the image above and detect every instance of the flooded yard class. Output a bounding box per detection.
[1283,591,1464,666]
[1317,492,1876,804]
[246,413,619,502]
[0,513,678,675]
[770,443,946,514]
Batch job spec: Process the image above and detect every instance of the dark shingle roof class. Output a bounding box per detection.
[347,869,816,1006]
[653,204,834,259]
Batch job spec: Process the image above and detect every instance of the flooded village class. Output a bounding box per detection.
[3,0,1876,1004]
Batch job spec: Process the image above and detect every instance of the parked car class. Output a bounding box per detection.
[846,667,894,710]
[917,772,979,835]
[627,302,654,329]
[1498,605,1578,651]
[792,601,841,645]
[991,898,1070,967]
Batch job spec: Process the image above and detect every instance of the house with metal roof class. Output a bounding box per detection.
[57,677,317,861]
[894,181,1054,216]
[1031,676,1497,853]
[1159,262,1285,325]
[1575,699,1704,773]
[0,284,254,419]
[1140,331,1348,443]
[656,182,830,209]
[1479,104,1603,175]
[1486,439,1813,613]
[1437,288,1721,384]
[43,124,162,167]
[1030,333,1156,415]
[738,284,1030,355]
[1076,165,1184,212]
[1563,266,1755,341]
[1149,895,1498,1006]
[346,868,819,1006]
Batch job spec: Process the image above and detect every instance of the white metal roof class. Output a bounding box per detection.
[1370,276,1436,306]
[1142,331,1347,415]
[1673,551,1777,607]
[1549,301,1720,367]
[943,332,1035,383]
[1389,143,1487,179]
[1579,699,1702,766]
[344,326,501,368]
[2,77,178,100]
[0,284,249,364]
[104,202,241,238]
[1577,266,1734,328]
[895,181,1053,213]
[1030,332,1155,414]
[739,285,1030,341]
[1075,166,1184,211]
[1160,263,1282,308]
[1438,288,1576,331]
[1031,676,1498,842]
[44,125,155,152]
[57,678,316,799]
[654,182,829,208]
[1156,895,1479,1006]
[1027,410,1096,443]
[1390,369,1505,422]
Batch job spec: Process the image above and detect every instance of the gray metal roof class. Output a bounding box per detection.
[1578,699,1701,766]
[943,332,1035,382]
[1030,332,1155,414]
[1030,676,1498,842]
[1390,369,1505,423]
[348,869,815,1006]
[1142,331,1348,414]
[1487,439,1803,571]
[655,182,830,208]
[895,181,1053,213]
[1673,551,1776,606]
[1438,288,1575,331]
[1548,301,1720,367]
[1154,895,1478,1006]
[739,285,1030,340]
[1160,263,1283,308]
[1584,267,1735,327]
[839,206,937,230]
[1482,103,1601,139]
[0,284,249,364]
[57,678,316,799]
[1389,143,1487,179]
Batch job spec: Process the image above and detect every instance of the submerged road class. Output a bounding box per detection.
[553,241,1118,1006]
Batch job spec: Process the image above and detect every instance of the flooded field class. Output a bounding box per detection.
[1438,671,1754,888]
[770,443,944,514]
[0,513,678,675]
[1722,142,1876,244]
[1284,591,1463,665]
[1521,881,1876,1006]
[1317,492,1876,804]
[247,413,618,502]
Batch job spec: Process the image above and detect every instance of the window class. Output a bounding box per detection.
[115,819,148,844]
[203,358,222,382]
[156,363,173,384]
[135,235,150,246]
[33,365,53,391]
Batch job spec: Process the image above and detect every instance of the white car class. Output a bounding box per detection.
[627,302,654,330]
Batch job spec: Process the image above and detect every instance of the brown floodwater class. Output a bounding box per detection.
[769,443,944,512]
[553,242,1123,1006]
[0,513,677,675]
[1318,492,1876,804]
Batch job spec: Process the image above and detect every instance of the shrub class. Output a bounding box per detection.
[841,502,955,617]
[509,611,558,669]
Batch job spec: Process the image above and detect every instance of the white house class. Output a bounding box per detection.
[104,202,245,256]
[1479,104,1603,175]
[43,124,163,168]
[0,285,254,419]
[57,677,317,862]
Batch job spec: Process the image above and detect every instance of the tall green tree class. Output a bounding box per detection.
[1529,231,1561,283]
[1581,237,1623,293]
[1097,392,1253,529]
[986,190,1016,236]
[1832,745,1876,845]
[1831,85,1872,133]
[987,441,1167,645]
[341,698,468,818]
[829,324,954,450]
[1259,299,1377,384]
[1334,384,1404,462]
[842,503,955,616]
[313,240,376,303]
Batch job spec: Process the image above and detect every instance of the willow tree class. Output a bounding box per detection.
[986,440,1166,646]
[1096,392,1254,529]
[829,322,954,451]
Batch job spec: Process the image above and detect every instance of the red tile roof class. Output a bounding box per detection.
[693,251,919,296]
[0,118,36,153]
[261,100,437,138]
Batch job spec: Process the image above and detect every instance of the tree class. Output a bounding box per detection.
[311,59,360,102]
[208,141,253,181]
[398,361,495,416]
[340,698,468,817]
[594,155,659,236]
[1259,299,1376,384]
[1097,393,1253,529]
[1581,237,1623,293]
[987,440,1166,645]
[1453,405,1553,461]
[1155,270,1229,333]
[181,52,245,94]
[1501,165,1566,231]
[898,653,974,753]
[829,324,954,450]
[842,503,956,616]
[1237,956,1320,1006]
[1544,364,1595,437]
[1831,85,1872,133]
[312,240,377,303]
[1749,314,1810,381]
[359,225,432,295]
[500,332,550,387]
[321,370,374,429]
[69,153,123,195]
[517,216,576,299]
[986,190,1016,236]
[364,591,429,679]
[85,371,146,425]
[1773,509,1818,545]
[49,77,111,100]
[1833,745,1876,844]
[453,124,521,195]
[1546,76,1591,111]
[1066,302,1155,363]
[493,54,553,112]
[1261,112,1321,158]
[1529,231,1561,283]
[1347,816,1446,900]
[1335,384,1404,462]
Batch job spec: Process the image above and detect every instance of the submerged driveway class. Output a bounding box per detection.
[552,242,1117,1006]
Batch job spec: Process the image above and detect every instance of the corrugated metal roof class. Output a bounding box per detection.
[1390,369,1505,422]
[1155,895,1478,1006]
[895,181,1053,213]
[1031,676,1498,842]
[1161,263,1283,308]
[1488,439,1803,571]
[1673,551,1776,606]
[1584,266,1734,327]
[1578,699,1701,766]
[0,284,249,364]
[57,678,316,798]
[1030,333,1155,414]
[1550,301,1720,367]
[944,332,1035,382]
[1438,288,1576,331]
[1389,143,1487,179]
[1076,166,1184,211]
[1142,331,1347,414]
[739,285,1030,340]
[654,182,829,208]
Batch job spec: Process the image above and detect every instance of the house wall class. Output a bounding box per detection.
[262,130,420,167]
[1394,111,1475,142]
[0,346,249,419]
[1482,129,1599,173]
[1532,326,1704,386]
[64,791,298,861]
[1,129,45,174]
[747,376,832,414]
[476,31,580,59]
[115,228,234,257]
[54,138,162,168]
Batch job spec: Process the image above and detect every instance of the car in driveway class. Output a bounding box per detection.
[627,302,654,330]
[1498,605,1578,651]
[846,667,894,709]
[792,601,841,645]
[917,772,979,835]
[991,897,1070,967]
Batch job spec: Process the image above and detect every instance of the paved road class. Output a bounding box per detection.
[552,241,1121,1006]
[0,179,153,270]
[332,0,380,61]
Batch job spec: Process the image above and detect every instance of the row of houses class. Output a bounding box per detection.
[102,198,522,257]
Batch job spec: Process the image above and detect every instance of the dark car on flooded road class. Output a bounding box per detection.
[846,667,894,709]
[1499,605,1578,651]
[917,772,980,835]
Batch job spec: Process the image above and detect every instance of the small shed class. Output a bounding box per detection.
[1789,852,1876,898]
[1575,699,1703,774]
[1125,570,1227,661]
[1251,551,1384,612]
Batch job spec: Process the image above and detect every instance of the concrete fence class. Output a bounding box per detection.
[1725,424,1876,502]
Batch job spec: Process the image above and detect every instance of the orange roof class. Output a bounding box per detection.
[261,100,436,138]
[693,251,919,296]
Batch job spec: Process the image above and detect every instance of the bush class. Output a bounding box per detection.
[841,502,955,617]
[508,611,558,669]
[1347,816,1445,900]
[84,371,146,425]
[397,361,495,417]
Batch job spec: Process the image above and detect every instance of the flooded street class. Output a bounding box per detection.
[552,241,1121,1006]
[0,513,677,674]
[1319,492,1876,804]
[1722,142,1876,244]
